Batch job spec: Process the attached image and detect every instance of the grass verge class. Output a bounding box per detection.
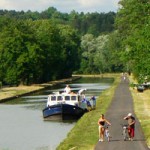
[57,74,120,150]
[0,86,43,100]
[0,76,79,101]
[129,76,150,148]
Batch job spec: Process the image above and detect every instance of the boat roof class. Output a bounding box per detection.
[48,92,78,97]
[48,88,87,96]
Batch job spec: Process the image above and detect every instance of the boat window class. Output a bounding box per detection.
[57,96,62,101]
[65,96,70,101]
[71,96,77,101]
[51,96,56,101]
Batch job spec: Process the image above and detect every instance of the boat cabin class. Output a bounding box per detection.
[47,94,81,107]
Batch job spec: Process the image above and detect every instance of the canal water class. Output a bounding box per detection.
[0,77,113,150]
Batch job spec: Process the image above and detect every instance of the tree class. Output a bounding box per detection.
[0,19,43,85]
[58,25,81,77]
[79,34,112,74]
[105,30,125,72]
[33,20,64,82]
[80,34,95,73]
[115,0,150,82]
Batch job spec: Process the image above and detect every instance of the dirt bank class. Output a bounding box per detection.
[0,76,80,103]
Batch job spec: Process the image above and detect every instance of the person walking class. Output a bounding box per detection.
[98,114,111,142]
[124,113,136,141]
[90,96,96,109]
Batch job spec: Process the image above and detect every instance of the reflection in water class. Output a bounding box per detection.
[0,77,113,150]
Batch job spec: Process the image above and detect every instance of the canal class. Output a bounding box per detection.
[0,77,113,150]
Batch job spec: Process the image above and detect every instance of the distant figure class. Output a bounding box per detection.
[81,95,92,111]
[81,95,88,103]
[47,96,51,107]
[90,96,96,109]
[124,113,136,141]
[123,75,126,81]
[64,85,71,94]
[121,72,127,82]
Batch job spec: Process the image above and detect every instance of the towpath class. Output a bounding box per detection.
[95,78,149,150]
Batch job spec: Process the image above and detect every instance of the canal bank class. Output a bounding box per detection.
[57,74,120,150]
[0,76,80,103]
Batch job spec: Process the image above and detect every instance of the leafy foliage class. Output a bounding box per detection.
[0,18,80,85]
[0,7,117,85]
[79,33,124,74]
[0,8,116,36]
[115,0,150,82]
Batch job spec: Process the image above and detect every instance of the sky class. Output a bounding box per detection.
[0,0,120,13]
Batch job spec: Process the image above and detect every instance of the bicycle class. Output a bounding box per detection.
[104,124,111,142]
[121,124,128,141]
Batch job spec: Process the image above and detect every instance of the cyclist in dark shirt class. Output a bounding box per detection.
[124,113,136,141]
[98,114,111,142]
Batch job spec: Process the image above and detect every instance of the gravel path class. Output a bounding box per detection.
[95,78,149,150]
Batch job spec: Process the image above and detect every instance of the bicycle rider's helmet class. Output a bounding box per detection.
[128,113,132,117]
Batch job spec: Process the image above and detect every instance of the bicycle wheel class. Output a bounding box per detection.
[106,131,110,142]
[123,130,127,141]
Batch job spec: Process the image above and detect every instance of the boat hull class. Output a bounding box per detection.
[62,104,87,120]
[43,104,87,120]
[43,104,62,120]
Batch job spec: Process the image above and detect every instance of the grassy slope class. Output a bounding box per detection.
[57,74,120,150]
[0,86,43,100]
[0,77,79,101]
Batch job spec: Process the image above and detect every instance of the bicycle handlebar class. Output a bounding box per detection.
[104,124,111,129]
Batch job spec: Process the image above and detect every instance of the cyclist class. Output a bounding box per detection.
[98,114,111,142]
[124,113,136,141]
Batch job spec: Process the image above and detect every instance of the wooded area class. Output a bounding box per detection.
[115,0,150,83]
[0,0,149,85]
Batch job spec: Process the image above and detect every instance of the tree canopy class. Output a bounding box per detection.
[1,3,149,85]
[115,0,150,82]
[0,18,80,85]
[0,8,116,85]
